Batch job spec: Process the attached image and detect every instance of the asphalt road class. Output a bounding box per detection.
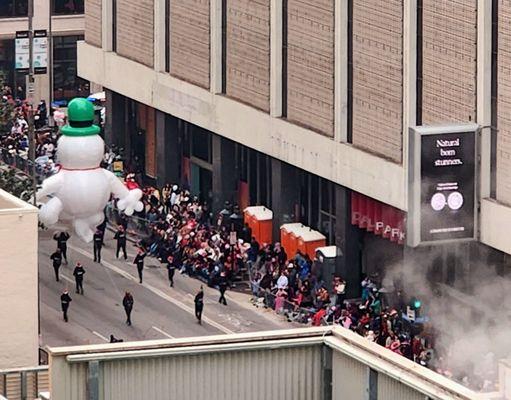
[38,224,291,347]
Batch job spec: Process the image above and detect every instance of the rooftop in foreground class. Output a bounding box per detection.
[0,189,37,213]
[47,326,506,400]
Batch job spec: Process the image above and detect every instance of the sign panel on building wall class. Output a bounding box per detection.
[15,30,48,75]
[15,31,30,73]
[408,124,478,247]
[33,30,48,74]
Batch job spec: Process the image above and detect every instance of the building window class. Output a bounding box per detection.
[164,0,170,72]
[112,0,117,52]
[490,0,498,198]
[347,0,353,142]
[0,0,28,18]
[298,173,336,244]
[190,127,212,163]
[53,35,89,104]
[0,39,25,97]
[52,0,84,15]
[416,0,423,125]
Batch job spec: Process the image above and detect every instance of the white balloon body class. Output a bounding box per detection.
[37,135,143,242]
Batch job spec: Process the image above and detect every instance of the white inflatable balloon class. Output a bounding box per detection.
[37,98,143,242]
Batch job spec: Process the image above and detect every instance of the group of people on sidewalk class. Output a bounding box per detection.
[0,86,58,179]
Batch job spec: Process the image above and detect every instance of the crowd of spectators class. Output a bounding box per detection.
[0,85,59,179]
[108,178,497,392]
[110,183,254,289]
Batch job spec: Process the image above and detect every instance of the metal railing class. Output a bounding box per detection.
[0,365,49,400]
[0,150,56,184]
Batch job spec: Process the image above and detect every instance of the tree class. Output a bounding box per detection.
[0,72,15,133]
[0,167,33,201]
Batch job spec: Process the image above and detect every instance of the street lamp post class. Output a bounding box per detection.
[27,0,37,206]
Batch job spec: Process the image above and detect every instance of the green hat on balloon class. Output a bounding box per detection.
[61,98,100,137]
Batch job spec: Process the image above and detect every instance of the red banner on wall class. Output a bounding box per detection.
[351,192,406,245]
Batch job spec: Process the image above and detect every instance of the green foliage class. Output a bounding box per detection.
[0,72,15,133]
[0,166,33,201]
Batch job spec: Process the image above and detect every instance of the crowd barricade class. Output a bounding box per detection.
[247,263,327,326]
[105,203,152,239]
[0,150,55,183]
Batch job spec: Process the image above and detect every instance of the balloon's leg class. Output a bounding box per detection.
[73,218,95,243]
[73,213,104,243]
[87,212,105,231]
[39,197,63,227]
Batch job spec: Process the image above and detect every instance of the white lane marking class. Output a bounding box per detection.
[92,331,109,342]
[152,326,174,339]
[60,274,74,285]
[68,244,234,334]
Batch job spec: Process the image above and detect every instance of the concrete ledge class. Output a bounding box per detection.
[480,198,511,254]
[77,42,407,210]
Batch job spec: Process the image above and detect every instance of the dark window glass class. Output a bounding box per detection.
[53,35,89,103]
[236,145,248,182]
[52,0,84,15]
[164,0,170,72]
[321,179,330,212]
[0,39,25,97]
[259,154,268,206]
[190,127,212,163]
[490,0,498,198]
[0,0,28,18]
[249,150,257,204]
[112,0,117,52]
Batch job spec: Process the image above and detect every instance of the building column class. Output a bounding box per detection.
[33,0,50,107]
[402,0,417,206]
[334,186,363,298]
[210,0,223,94]
[270,0,283,117]
[271,159,298,241]
[212,135,237,213]
[102,0,114,51]
[477,0,493,200]
[154,0,167,72]
[156,111,180,187]
[334,0,348,142]
[104,89,125,147]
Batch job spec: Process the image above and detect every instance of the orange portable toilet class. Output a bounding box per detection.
[280,223,304,255]
[244,206,273,245]
[288,225,309,258]
[243,207,256,232]
[297,229,327,259]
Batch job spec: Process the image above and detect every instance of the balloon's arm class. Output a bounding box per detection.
[103,169,130,200]
[103,170,143,216]
[36,173,64,201]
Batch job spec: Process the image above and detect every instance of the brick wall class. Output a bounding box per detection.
[497,0,511,204]
[225,0,270,112]
[85,0,102,47]
[421,0,477,124]
[171,0,211,89]
[351,0,403,163]
[116,0,154,67]
[286,0,335,137]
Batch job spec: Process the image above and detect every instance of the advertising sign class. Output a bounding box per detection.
[15,31,29,73]
[15,30,48,75]
[408,124,478,247]
[33,30,48,74]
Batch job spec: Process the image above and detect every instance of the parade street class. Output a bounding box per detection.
[38,225,290,347]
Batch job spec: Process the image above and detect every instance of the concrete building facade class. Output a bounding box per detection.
[77,0,511,296]
[0,189,39,369]
[0,0,88,106]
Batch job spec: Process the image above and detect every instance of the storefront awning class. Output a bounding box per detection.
[351,192,406,245]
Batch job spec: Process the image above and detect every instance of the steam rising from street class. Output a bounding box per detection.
[383,249,511,391]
